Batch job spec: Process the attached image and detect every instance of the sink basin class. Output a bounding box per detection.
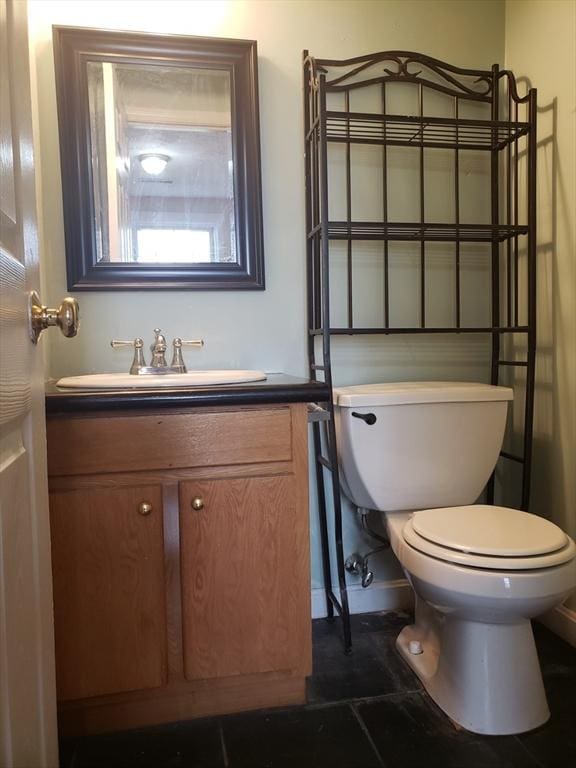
[56,370,267,389]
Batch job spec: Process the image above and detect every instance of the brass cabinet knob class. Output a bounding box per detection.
[29,290,80,343]
[191,497,205,511]
[138,501,153,516]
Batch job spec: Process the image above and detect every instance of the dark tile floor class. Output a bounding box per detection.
[61,612,576,768]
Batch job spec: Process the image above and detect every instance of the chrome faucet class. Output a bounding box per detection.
[111,329,204,374]
[150,328,168,368]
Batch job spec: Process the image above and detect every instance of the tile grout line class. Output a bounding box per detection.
[349,703,387,768]
[305,686,422,712]
[219,720,229,768]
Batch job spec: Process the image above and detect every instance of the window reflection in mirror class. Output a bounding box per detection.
[86,63,235,266]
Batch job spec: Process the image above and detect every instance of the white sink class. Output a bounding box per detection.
[56,370,267,389]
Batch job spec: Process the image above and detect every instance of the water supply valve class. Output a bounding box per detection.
[361,559,374,588]
[345,552,374,588]
[344,553,363,576]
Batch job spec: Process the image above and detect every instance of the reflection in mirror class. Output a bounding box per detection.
[87,63,235,266]
[53,28,264,289]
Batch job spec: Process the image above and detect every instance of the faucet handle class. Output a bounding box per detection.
[110,338,141,348]
[110,337,146,375]
[170,337,204,373]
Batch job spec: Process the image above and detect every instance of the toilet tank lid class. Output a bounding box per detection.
[333,381,514,407]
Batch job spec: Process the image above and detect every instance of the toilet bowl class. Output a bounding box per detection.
[387,507,576,735]
[333,382,576,735]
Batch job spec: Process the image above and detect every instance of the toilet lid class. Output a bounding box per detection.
[403,506,576,570]
[411,505,567,557]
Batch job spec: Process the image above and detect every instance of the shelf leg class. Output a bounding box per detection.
[313,419,335,621]
[326,416,352,654]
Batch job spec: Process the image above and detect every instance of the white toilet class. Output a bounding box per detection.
[333,381,576,736]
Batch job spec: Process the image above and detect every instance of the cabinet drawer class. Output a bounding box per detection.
[47,408,293,476]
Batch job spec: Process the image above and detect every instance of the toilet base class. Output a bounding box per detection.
[396,599,550,735]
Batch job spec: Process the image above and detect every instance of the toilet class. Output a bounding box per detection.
[333,381,576,736]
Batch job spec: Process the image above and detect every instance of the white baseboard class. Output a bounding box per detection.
[311,578,413,619]
[312,582,576,647]
[538,604,576,648]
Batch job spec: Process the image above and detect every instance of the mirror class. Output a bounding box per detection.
[53,27,265,289]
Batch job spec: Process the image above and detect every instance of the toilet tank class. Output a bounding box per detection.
[333,382,514,512]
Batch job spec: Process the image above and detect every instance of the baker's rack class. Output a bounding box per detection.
[303,50,537,652]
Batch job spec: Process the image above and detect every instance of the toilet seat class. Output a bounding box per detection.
[403,505,576,570]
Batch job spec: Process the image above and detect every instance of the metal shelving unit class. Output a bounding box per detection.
[303,50,537,653]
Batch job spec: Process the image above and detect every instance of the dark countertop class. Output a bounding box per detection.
[45,373,330,414]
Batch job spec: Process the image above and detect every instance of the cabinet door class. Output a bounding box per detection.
[50,485,167,701]
[180,476,310,681]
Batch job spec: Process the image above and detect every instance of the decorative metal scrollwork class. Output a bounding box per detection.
[323,51,494,101]
[304,50,530,107]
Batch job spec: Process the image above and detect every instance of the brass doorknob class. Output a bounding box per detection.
[138,501,153,516]
[191,497,205,511]
[29,290,80,343]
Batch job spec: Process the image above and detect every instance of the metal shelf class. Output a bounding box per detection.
[309,326,530,335]
[324,221,528,243]
[303,49,537,655]
[322,111,530,151]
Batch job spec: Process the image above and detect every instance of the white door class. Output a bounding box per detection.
[1,0,59,765]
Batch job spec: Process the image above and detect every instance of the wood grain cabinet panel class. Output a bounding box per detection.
[47,408,292,476]
[47,404,311,735]
[179,475,310,681]
[50,485,167,701]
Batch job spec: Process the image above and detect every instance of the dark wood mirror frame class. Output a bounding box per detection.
[53,26,265,290]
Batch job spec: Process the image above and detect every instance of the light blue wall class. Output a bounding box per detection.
[30,0,505,592]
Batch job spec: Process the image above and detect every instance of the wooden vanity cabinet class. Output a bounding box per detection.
[46,404,311,736]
